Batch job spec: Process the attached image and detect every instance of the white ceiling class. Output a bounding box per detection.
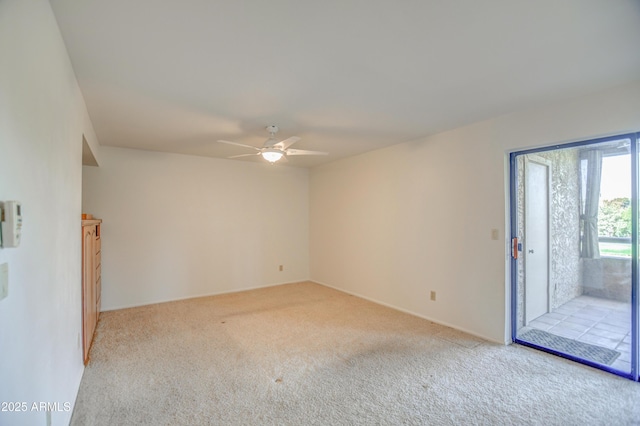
[50,0,640,168]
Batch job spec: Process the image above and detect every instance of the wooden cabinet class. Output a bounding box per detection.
[82,218,102,364]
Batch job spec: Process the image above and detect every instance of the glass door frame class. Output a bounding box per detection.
[509,132,639,381]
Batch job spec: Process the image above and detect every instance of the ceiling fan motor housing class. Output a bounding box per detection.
[266,125,279,135]
[264,138,280,148]
[264,125,280,148]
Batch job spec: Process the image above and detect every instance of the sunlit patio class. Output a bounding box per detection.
[523,295,632,372]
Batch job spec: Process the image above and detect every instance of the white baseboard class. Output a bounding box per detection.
[101,279,309,312]
[310,279,505,345]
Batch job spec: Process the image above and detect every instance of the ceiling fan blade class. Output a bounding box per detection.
[276,136,301,150]
[228,153,260,159]
[217,140,261,151]
[285,149,329,156]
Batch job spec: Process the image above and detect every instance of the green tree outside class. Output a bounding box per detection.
[598,197,631,257]
[598,197,631,238]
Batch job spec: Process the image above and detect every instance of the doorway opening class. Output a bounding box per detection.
[510,133,639,381]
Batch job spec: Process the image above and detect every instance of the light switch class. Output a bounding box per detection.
[491,229,499,240]
[0,263,8,300]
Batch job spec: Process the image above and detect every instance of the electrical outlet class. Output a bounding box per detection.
[279,265,283,272]
[430,291,436,301]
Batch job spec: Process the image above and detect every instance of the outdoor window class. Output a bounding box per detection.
[598,153,631,257]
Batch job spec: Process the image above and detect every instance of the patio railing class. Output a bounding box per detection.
[599,236,631,257]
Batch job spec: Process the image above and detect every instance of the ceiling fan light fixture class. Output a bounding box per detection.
[218,125,326,164]
[261,149,284,163]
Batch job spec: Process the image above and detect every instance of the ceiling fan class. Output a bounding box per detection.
[217,125,328,163]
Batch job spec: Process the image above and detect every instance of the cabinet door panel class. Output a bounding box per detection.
[82,225,96,363]
[82,221,102,365]
[96,277,101,313]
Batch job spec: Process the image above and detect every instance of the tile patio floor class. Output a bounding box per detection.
[523,295,632,372]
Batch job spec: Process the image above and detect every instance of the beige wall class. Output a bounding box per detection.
[82,147,309,310]
[310,80,640,344]
[0,1,101,424]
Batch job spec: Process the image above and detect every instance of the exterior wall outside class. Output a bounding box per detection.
[516,156,525,328]
[537,149,583,309]
[583,257,632,302]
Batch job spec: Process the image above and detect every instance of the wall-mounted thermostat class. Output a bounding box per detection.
[1,201,22,248]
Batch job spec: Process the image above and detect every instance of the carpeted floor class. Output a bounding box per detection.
[71,282,640,425]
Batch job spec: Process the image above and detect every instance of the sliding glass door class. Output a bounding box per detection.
[510,133,639,381]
